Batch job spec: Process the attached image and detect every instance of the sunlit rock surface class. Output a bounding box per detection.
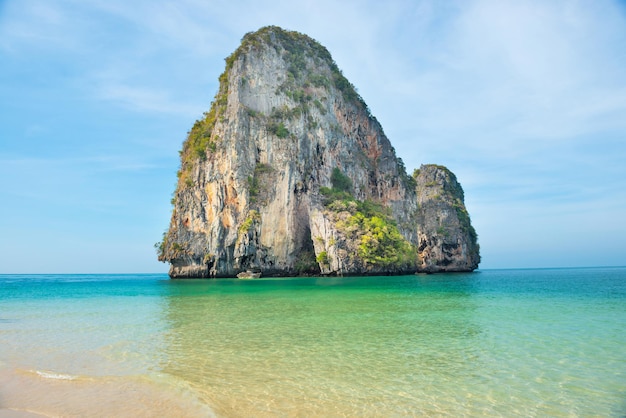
[157,26,479,277]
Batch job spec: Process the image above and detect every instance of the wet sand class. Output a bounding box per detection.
[0,368,214,418]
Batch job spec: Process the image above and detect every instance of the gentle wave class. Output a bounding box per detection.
[35,370,78,380]
[1,369,215,417]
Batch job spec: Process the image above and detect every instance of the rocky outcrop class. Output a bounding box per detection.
[415,165,480,272]
[156,26,479,278]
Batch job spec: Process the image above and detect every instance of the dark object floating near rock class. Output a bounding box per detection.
[156,26,480,278]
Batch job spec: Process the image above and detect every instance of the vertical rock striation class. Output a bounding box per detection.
[414,165,480,272]
[157,26,480,278]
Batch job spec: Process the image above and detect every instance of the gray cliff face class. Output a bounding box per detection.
[157,26,479,277]
[414,165,481,272]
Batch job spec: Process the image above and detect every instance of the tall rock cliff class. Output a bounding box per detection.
[157,26,480,278]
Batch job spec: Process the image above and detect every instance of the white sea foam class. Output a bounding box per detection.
[35,370,77,380]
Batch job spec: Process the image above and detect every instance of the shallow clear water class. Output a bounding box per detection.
[1,268,625,417]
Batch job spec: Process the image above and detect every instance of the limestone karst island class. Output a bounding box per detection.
[156,26,480,278]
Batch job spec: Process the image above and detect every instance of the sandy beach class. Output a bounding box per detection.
[0,368,212,418]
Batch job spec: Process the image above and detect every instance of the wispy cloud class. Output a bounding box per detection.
[0,154,161,175]
[94,82,202,116]
[456,1,624,138]
[2,0,626,270]
[0,1,75,52]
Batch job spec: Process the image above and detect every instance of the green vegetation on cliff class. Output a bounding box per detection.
[235,26,368,113]
[176,43,232,188]
[155,232,188,262]
[321,168,416,269]
[413,164,480,268]
[248,163,274,204]
[431,164,478,246]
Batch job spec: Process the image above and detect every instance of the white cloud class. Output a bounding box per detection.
[2,0,626,270]
[95,82,201,116]
[0,1,70,52]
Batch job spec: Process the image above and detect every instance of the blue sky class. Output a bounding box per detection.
[1,0,625,273]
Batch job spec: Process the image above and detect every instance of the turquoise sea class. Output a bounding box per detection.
[1,268,625,417]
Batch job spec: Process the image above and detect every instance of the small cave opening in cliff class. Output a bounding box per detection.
[295,226,321,276]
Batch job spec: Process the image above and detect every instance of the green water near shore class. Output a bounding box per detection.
[1,269,625,416]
